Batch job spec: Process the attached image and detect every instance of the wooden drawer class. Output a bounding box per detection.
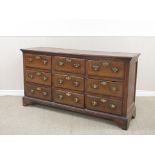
[53,89,84,108]
[25,84,51,101]
[25,69,51,86]
[85,94,122,115]
[86,59,124,79]
[86,78,123,97]
[53,73,84,91]
[53,56,85,74]
[24,53,51,69]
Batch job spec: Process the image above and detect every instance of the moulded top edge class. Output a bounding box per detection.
[20,47,141,59]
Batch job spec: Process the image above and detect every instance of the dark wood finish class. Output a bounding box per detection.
[25,69,51,86]
[25,84,51,101]
[24,53,51,70]
[86,59,124,79]
[53,56,85,74]
[53,73,84,91]
[85,94,122,115]
[53,89,84,108]
[21,47,140,130]
[85,78,123,97]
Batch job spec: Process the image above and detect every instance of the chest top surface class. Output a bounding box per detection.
[21,47,140,59]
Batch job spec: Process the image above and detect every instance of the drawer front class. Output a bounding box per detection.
[86,78,123,97]
[86,95,122,115]
[53,89,84,108]
[86,59,124,79]
[25,69,51,86]
[53,73,84,91]
[24,53,51,69]
[25,84,51,101]
[53,56,85,74]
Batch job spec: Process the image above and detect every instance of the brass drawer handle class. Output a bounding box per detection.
[73,97,80,103]
[28,74,34,79]
[111,67,119,73]
[35,56,41,60]
[65,76,72,80]
[65,58,72,62]
[110,86,117,92]
[91,84,99,89]
[73,63,80,68]
[73,81,80,87]
[58,61,64,66]
[42,60,48,65]
[109,103,117,109]
[30,89,35,94]
[28,57,33,62]
[42,91,48,96]
[100,98,107,103]
[100,81,107,86]
[36,72,42,76]
[58,94,64,100]
[91,100,98,106]
[92,64,100,71]
[36,87,42,91]
[65,92,72,96]
[42,76,48,81]
[58,79,64,84]
[102,61,110,67]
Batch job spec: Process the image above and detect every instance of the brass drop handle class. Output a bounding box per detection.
[65,92,72,96]
[100,98,107,103]
[91,83,99,89]
[58,61,64,66]
[92,64,100,71]
[100,81,107,86]
[36,87,42,91]
[58,79,64,84]
[30,89,35,94]
[65,76,72,80]
[73,63,80,68]
[73,81,80,87]
[35,56,41,60]
[28,57,33,62]
[42,76,48,81]
[36,72,42,76]
[110,86,117,92]
[42,60,48,65]
[91,100,98,106]
[42,91,48,96]
[102,61,110,67]
[73,97,80,103]
[111,67,119,73]
[109,103,117,109]
[58,94,64,100]
[65,58,72,62]
[29,74,34,79]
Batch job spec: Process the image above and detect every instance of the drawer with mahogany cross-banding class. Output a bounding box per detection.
[52,73,84,91]
[25,84,51,101]
[53,89,84,108]
[25,69,51,86]
[85,94,122,115]
[52,56,85,74]
[24,53,52,70]
[86,59,125,79]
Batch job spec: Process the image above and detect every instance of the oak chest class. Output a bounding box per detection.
[21,47,140,130]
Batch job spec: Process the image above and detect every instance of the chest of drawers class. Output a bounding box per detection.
[21,47,140,130]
